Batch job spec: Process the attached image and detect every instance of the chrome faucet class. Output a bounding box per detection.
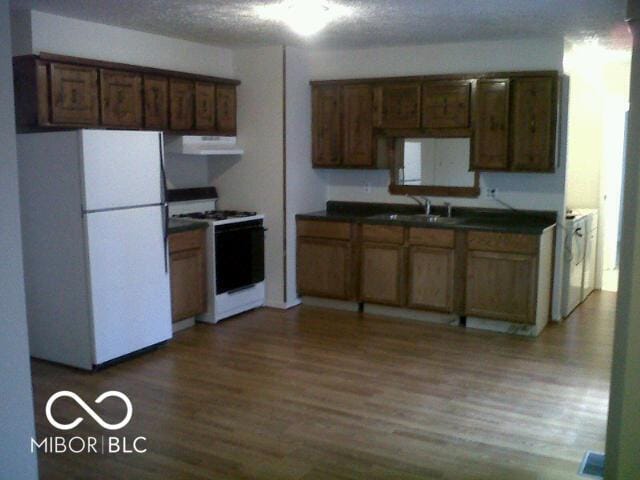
[407,195,431,215]
[444,202,453,218]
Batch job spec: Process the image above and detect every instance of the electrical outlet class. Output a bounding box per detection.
[364,182,372,193]
[486,188,497,198]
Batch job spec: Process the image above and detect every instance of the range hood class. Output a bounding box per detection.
[164,135,244,156]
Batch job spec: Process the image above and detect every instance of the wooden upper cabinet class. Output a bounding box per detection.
[374,82,421,128]
[50,63,99,125]
[100,69,142,128]
[215,85,237,135]
[312,84,341,167]
[195,82,216,130]
[169,78,195,130]
[143,75,168,130]
[13,54,239,134]
[342,84,374,167]
[510,77,557,172]
[472,79,510,170]
[422,80,471,129]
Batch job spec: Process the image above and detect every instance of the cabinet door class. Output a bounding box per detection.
[170,245,207,322]
[195,82,216,131]
[169,78,194,130]
[465,250,536,324]
[511,77,556,172]
[297,238,352,299]
[360,243,405,306]
[50,63,99,125]
[100,69,142,128]
[144,75,168,130]
[407,246,455,312]
[215,84,237,134]
[312,85,341,167]
[472,79,509,170]
[374,82,421,128]
[342,84,374,167]
[422,80,471,129]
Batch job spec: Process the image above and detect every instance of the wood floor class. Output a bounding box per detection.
[31,292,616,480]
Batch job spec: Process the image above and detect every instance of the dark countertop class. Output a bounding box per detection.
[296,201,557,235]
[168,218,209,234]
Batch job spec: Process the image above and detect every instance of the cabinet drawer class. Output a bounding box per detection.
[169,229,205,253]
[361,224,404,244]
[408,228,454,248]
[297,220,351,240]
[467,231,538,254]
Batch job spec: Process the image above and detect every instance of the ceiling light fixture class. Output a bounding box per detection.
[254,0,353,37]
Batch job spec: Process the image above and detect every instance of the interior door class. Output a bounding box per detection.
[81,130,162,211]
[86,206,171,365]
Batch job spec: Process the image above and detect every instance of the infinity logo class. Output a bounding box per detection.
[45,391,133,431]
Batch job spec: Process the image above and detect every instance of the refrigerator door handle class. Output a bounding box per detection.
[163,203,169,273]
[159,133,169,274]
[159,133,167,204]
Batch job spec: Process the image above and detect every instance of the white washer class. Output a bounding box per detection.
[561,213,587,318]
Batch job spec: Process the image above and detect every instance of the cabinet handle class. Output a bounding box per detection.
[530,117,536,133]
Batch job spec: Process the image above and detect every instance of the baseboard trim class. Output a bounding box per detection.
[172,317,195,332]
[364,304,460,325]
[300,296,360,312]
[466,316,544,337]
[265,299,301,310]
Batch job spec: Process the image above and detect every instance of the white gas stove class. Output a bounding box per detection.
[168,188,265,323]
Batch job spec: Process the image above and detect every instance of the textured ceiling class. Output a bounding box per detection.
[10,0,628,48]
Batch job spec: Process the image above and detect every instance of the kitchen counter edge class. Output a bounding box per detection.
[296,211,556,235]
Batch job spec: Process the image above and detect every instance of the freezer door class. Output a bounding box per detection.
[86,206,172,365]
[81,130,163,211]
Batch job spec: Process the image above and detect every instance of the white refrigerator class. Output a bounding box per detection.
[18,130,172,370]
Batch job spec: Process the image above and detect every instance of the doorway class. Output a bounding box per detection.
[564,39,631,295]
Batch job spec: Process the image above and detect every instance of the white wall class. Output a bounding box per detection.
[209,46,286,307]
[605,3,640,477]
[12,10,234,77]
[284,47,329,305]
[0,1,38,477]
[304,38,568,319]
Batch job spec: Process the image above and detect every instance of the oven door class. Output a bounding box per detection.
[215,220,265,294]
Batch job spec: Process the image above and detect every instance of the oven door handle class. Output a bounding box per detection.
[215,226,266,234]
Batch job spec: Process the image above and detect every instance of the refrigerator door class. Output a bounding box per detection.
[81,130,163,211]
[85,205,172,365]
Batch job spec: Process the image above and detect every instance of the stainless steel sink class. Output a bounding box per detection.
[368,213,462,224]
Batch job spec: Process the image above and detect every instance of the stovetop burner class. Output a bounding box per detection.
[173,210,257,221]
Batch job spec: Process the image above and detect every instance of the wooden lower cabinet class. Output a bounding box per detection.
[297,238,352,300]
[407,246,455,312]
[465,250,536,324]
[360,243,405,306]
[464,229,554,327]
[296,219,554,330]
[169,229,207,322]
